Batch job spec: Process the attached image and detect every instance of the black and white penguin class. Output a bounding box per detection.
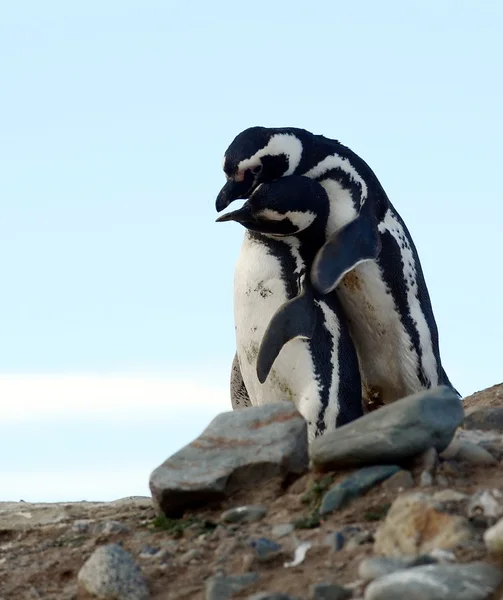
[216,127,457,405]
[230,352,252,409]
[216,176,364,441]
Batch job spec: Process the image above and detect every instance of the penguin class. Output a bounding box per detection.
[216,175,364,441]
[230,352,252,409]
[216,126,458,405]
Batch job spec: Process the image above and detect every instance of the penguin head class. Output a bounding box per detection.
[216,175,328,238]
[215,127,304,212]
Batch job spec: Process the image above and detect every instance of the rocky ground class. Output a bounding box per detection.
[2,384,503,600]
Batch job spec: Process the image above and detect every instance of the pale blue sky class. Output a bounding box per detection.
[1,1,501,501]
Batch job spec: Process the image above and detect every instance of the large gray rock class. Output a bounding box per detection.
[150,403,308,517]
[364,562,503,600]
[311,386,463,471]
[78,543,149,600]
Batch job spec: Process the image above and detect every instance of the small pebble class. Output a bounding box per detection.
[271,523,294,538]
[456,441,498,465]
[96,520,130,535]
[417,447,438,471]
[221,505,268,524]
[419,471,434,487]
[249,538,282,562]
[309,582,352,599]
[381,470,414,492]
[433,489,468,503]
[467,489,503,524]
[344,531,373,550]
[205,573,259,600]
[320,465,401,516]
[72,519,94,533]
[138,545,160,559]
[78,543,149,600]
[179,548,202,565]
[323,526,362,551]
[428,548,456,562]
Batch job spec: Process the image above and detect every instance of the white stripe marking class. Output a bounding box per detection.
[303,153,368,202]
[237,134,303,176]
[378,209,438,385]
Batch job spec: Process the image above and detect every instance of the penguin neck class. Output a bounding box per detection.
[295,215,328,265]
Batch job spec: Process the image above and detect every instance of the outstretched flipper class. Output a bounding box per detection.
[257,279,318,384]
[230,352,252,409]
[311,203,382,295]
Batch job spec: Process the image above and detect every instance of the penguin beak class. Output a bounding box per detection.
[215,203,256,227]
[215,171,255,212]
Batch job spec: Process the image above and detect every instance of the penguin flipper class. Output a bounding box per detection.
[311,206,382,295]
[257,283,317,384]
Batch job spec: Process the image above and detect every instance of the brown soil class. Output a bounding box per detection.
[1,385,503,600]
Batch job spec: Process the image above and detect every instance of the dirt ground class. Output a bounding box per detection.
[1,383,503,600]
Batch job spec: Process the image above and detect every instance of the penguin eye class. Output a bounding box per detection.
[251,164,263,175]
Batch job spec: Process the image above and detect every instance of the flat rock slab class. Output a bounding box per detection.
[311,386,463,471]
[319,465,401,516]
[364,562,503,600]
[150,403,308,517]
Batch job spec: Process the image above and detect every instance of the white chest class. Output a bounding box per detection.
[233,233,324,439]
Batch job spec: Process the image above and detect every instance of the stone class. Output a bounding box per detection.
[464,407,503,431]
[374,493,473,557]
[271,523,294,538]
[78,543,149,600]
[150,403,308,517]
[96,520,130,535]
[311,387,463,471]
[433,489,468,503]
[345,531,373,550]
[138,545,161,559]
[421,447,439,470]
[319,465,401,516]
[249,538,282,562]
[221,505,268,524]
[179,548,202,565]
[428,548,456,562]
[381,470,414,492]
[456,441,498,465]
[324,526,364,551]
[358,555,438,581]
[419,471,433,487]
[364,562,503,600]
[309,582,352,599]
[467,490,503,524]
[484,517,503,554]
[205,573,259,600]
[72,519,94,533]
[72,519,129,535]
